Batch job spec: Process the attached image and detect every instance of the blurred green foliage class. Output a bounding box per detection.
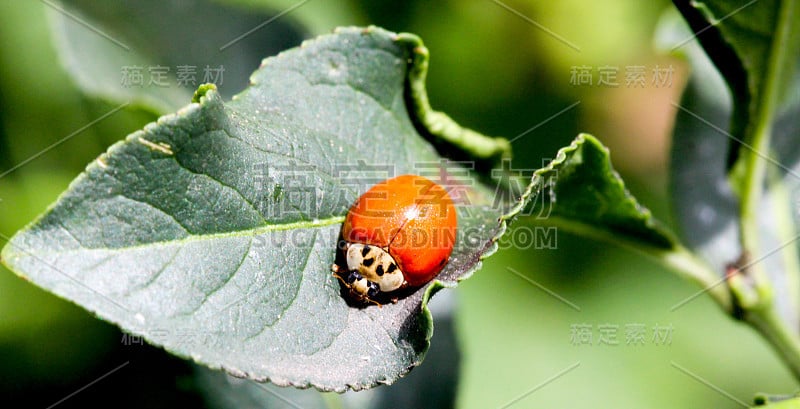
[0,0,795,407]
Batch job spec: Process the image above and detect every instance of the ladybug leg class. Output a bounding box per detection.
[331,264,350,287]
[331,268,357,293]
[332,270,347,284]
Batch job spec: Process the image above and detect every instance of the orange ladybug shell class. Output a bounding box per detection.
[342,174,457,286]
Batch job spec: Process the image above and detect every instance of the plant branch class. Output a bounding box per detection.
[737,0,796,288]
[767,165,800,328]
[745,305,800,382]
[735,0,800,381]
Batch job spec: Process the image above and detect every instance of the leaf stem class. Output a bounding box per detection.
[523,217,732,311]
[745,305,800,382]
[659,246,732,309]
[767,165,800,327]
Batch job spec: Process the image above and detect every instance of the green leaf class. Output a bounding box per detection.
[1,27,510,391]
[517,133,732,305]
[523,133,677,250]
[46,0,306,114]
[672,0,800,166]
[659,8,740,275]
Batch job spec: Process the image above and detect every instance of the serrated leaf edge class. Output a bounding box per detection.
[509,133,678,248]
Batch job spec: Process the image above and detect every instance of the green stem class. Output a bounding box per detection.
[767,165,800,324]
[738,0,795,281]
[659,246,732,310]
[746,306,800,382]
[523,217,732,311]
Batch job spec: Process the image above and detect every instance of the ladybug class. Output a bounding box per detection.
[332,174,457,304]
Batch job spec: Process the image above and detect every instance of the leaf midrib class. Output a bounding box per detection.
[10,215,345,259]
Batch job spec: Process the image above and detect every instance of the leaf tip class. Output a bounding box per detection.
[0,241,14,271]
[575,132,598,144]
[192,83,218,104]
[393,31,425,50]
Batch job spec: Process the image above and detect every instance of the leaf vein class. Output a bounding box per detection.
[201,236,254,307]
[169,152,270,226]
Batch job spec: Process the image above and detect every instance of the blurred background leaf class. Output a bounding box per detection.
[1,0,797,408]
[48,0,306,113]
[666,2,800,330]
[220,0,366,36]
[659,7,737,276]
[672,0,800,168]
